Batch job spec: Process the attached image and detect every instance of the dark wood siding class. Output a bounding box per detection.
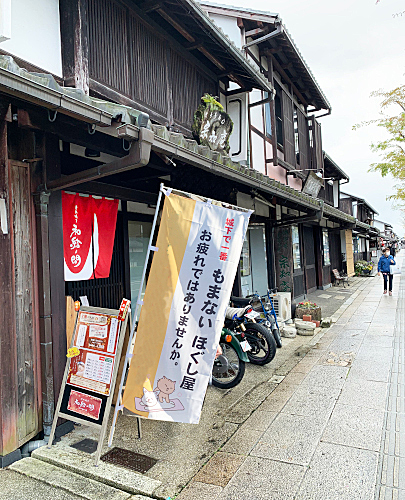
[297,108,310,171]
[170,49,216,129]
[88,0,130,96]
[311,117,324,171]
[10,161,40,445]
[129,13,169,117]
[282,91,296,167]
[87,0,217,132]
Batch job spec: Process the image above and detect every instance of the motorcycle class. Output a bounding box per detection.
[249,289,282,348]
[211,327,250,389]
[225,304,277,365]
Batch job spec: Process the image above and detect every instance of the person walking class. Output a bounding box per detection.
[378,248,396,295]
[390,242,396,257]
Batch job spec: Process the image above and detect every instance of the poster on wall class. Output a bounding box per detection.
[122,192,251,424]
[62,192,119,281]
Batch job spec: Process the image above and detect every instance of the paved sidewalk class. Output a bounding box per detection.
[177,257,404,499]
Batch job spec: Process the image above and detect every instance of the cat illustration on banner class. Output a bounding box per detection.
[136,376,185,413]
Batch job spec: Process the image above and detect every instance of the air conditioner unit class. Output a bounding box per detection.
[269,292,292,322]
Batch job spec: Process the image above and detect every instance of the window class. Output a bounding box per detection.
[292,225,301,270]
[323,230,331,266]
[293,106,300,164]
[240,237,251,277]
[264,92,272,138]
[274,86,283,147]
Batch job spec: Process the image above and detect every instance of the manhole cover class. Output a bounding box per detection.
[101,447,157,473]
[71,438,98,454]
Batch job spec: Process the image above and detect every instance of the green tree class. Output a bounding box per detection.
[354,85,405,201]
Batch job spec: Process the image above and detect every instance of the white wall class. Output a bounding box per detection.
[207,13,242,48]
[0,0,62,76]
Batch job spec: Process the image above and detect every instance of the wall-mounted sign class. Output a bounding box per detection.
[193,94,233,154]
[302,171,324,198]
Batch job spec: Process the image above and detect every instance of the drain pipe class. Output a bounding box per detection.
[21,439,48,458]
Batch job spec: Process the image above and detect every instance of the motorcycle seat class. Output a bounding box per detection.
[225,306,250,320]
[230,296,251,307]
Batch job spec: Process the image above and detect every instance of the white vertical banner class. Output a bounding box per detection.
[122,193,252,424]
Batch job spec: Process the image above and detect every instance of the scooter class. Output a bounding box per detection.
[225,305,277,365]
[211,327,250,389]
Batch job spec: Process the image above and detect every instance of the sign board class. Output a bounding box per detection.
[121,191,251,424]
[48,304,130,465]
[302,171,324,198]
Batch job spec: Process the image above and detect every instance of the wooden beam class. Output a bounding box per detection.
[184,40,204,51]
[198,47,226,71]
[16,107,126,158]
[245,27,268,37]
[59,0,89,94]
[264,50,308,107]
[74,181,158,204]
[140,0,163,12]
[237,17,244,29]
[156,8,195,42]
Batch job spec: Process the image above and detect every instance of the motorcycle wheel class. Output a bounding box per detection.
[212,342,246,389]
[244,323,277,365]
[273,327,282,348]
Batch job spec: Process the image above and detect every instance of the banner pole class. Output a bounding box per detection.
[108,183,165,447]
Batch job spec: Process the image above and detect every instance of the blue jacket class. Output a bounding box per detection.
[378,254,396,273]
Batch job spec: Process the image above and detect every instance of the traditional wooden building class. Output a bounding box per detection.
[0,0,377,465]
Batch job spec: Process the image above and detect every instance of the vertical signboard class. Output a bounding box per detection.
[121,192,251,424]
[48,304,129,465]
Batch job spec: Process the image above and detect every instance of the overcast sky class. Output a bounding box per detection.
[217,0,405,234]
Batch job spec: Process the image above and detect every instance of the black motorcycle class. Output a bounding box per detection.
[225,304,277,366]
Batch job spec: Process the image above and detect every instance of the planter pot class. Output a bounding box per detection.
[295,306,321,321]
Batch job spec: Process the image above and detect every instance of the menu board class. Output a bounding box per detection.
[67,311,121,395]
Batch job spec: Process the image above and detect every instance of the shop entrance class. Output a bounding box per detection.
[240,226,268,296]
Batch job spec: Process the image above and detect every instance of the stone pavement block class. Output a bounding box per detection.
[176,481,223,500]
[32,445,161,497]
[9,457,131,500]
[193,453,245,487]
[221,428,263,456]
[356,345,393,362]
[281,387,337,419]
[259,385,295,412]
[362,336,394,348]
[251,413,326,466]
[239,410,278,432]
[322,403,385,452]
[338,379,388,410]
[367,325,395,336]
[0,469,82,500]
[347,359,391,383]
[327,336,363,353]
[225,382,278,424]
[380,454,405,489]
[220,457,305,500]
[295,442,378,500]
[300,365,348,396]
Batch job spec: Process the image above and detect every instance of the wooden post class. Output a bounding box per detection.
[33,191,54,437]
[0,102,19,458]
[59,0,90,94]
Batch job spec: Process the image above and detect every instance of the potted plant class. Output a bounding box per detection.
[355,260,374,276]
[295,301,321,321]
